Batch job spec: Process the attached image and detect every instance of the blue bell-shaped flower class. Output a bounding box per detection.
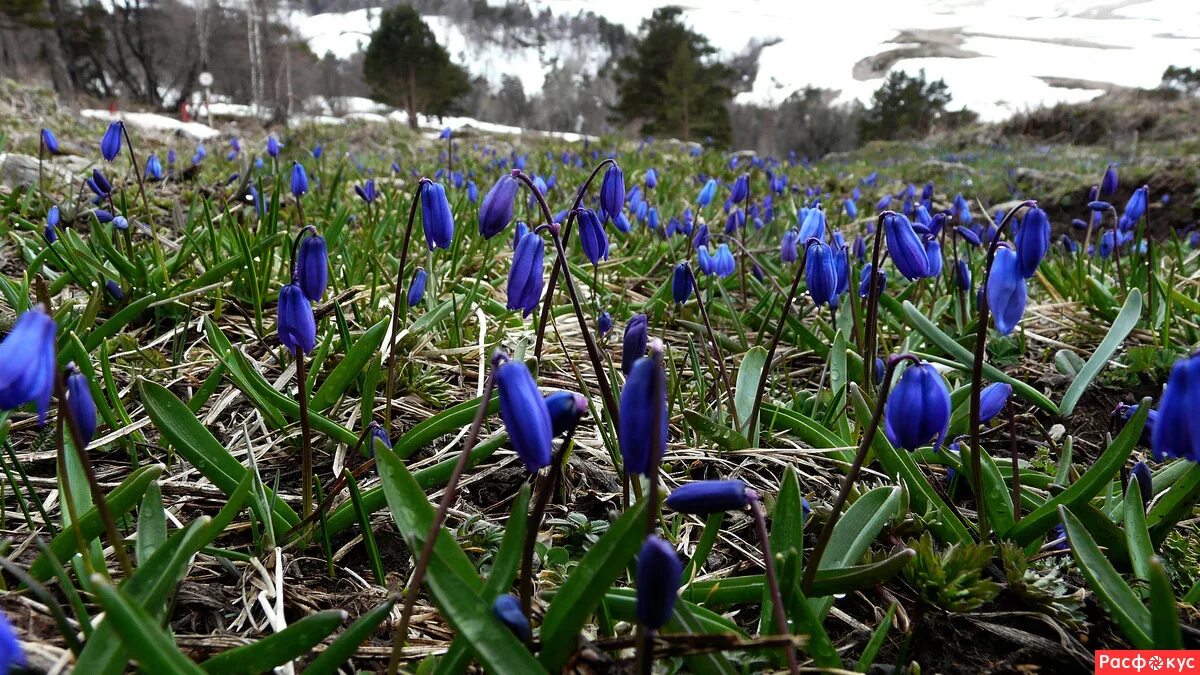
[290,161,308,198]
[619,346,667,476]
[100,121,123,162]
[636,535,682,629]
[0,309,56,424]
[420,181,454,250]
[666,479,749,514]
[672,262,692,304]
[697,178,717,207]
[1151,353,1200,462]
[884,361,951,452]
[577,208,608,265]
[985,246,1026,335]
[805,240,837,307]
[296,233,328,302]
[600,164,626,222]
[479,174,520,239]
[545,390,587,437]
[622,314,648,376]
[507,230,544,318]
[496,358,553,473]
[884,212,928,280]
[1014,207,1050,278]
[277,283,316,355]
[407,268,428,306]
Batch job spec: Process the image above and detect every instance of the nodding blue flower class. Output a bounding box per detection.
[955,225,981,247]
[986,246,1026,335]
[290,162,308,198]
[884,212,928,280]
[598,311,613,336]
[545,390,587,437]
[648,207,660,230]
[713,244,736,278]
[672,262,692,304]
[0,610,25,673]
[697,178,718,207]
[924,237,943,277]
[1088,200,1111,212]
[1101,163,1118,198]
[89,169,112,198]
[724,208,744,234]
[105,280,124,301]
[858,264,887,298]
[492,594,531,641]
[407,268,428,306]
[496,357,553,473]
[979,382,1012,423]
[692,224,710,250]
[876,194,892,211]
[1059,234,1077,254]
[954,258,971,292]
[65,364,97,446]
[921,181,934,208]
[622,314,648,376]
[439,127,452,140]
[100,121,123,162]
[507,231,544,318]
[620,344,667,477]
[1131,460,1152,508]
[267,136,282,158]
[698,247,714,275]
[805,240,837,307]
[1124,185,1149,223]
[730,173,749,203]
[368,423,392,456]
[248,186,265,219]
[577,208,608,266]
[780,229,800,263]
[112,215,128,231]
[645,168,658,189]
[355,179,377,204]
[167,148,177,166]
[834,246,850,298]
[296,233,328,302]
[844,199,858,219]
[479,174,520,239]
[45,206,59,243]
[1152,353,1200,462]
[93,209,114,224]
[954,193,972,226]
[914,205,933,230]
[853,235,867,262]
[192,143,206,166]
[667,479,749,514]
[420,181,454,250]
[0,309,56,424]
[1117,403,1156,448]
[145,154,163,181]
[798,206,826,243]
[613,212,632,233]
[41,128,60,154]
[311,144,323,159]
[467,180,478,203]
[599,164,626,222]
[277,283,316,355]
[636,535,682,629]
[884,361,951,452]
[1095,230,1115,258]
[1014,207,1050,278]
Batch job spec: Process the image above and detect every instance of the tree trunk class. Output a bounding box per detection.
[405,64,418,130]
[42,0,78,108]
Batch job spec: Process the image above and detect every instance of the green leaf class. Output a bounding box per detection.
[201,610,346,674]
[140,380,299,534]
[734,346,766,442]
[761,466,804,637]
[28,463,164,583]
[683,410,750,451]
[975,445,1015,538]
[809,486,902,618]
[1059,290,1141,416]
[538,499,649,671]
[856,602,897,672]
[760,403,850,463]
[1124,481,1153,585]
[136,480,167,566]
[302,598,397,675]
[1149,557,1183,649]
[374,446,546,675]
[1148,462,1200,547]
[1006,400,1148,546]
[672,601,739,675]
[1058,506,1152,648]
[684,549,914,605]
[83,295,155,351]
[309,319,387,412]
[89,576,208,674]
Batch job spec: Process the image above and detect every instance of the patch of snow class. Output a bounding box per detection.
[81,109,221,140]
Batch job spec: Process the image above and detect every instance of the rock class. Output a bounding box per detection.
[0,153,77,190]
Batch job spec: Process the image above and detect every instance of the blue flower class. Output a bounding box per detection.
[407,268,427,306]
[1124,185,1149,224]
[296,233,328,302]
[267,135,282,158]
[620,348,667,476]
[697,178,718,207]
[729,173,749,203]
[112,215,128,231]
[985,246,1026,335]
[924,237,943,278]
[0,309,56,424]
[636,536,682,629]
[858,264,886,298]
[145,154,163,181]
[954,259,971,292]
[105,280,124,301]
[844,199,858,219]
[622,314,648,376]
[0,611,24,674]
[290,162,308,198]
[100,121,123,162]
[978,382,1012,423]
[713,244,735,278]
[884,212,928,280]
[692,224,709,250]
[41,128,59,154]
[600,165,626,222]
[496,358,553,473]
[1014,207,1050,278]
[798,206,826,243]
[955,225,981,247]
[492,594,530,641]
[420,181,454,250]
[312,144,323,159]
[645,168,658,189]
[724,208,744,234]
[277,283,316,355]
[1152,353,1200,462]
[666,479,749,514]
[467,180,478,203]
[545,390,587,437]
[507,231,544,318]
[884,362,950,452]
[780,229,800,264]
[355,179,377,204]
[479,174,520,239]
[805,240,837,307]
[577,208,608,266]
[672,262,692,304]
[1101,163,1118,198]
[65,364,97,446]
[1131,460,1152,509]
[598,311,613,336]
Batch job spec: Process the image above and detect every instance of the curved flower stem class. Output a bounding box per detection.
[967,200,1033,542]
[384,180,428,431]
[516,171,620,426]
[749,493,799,675]
[801,354,917,595]
[533,159,617,361]
[686,266,740,431]
[745,248,809,439]
[636,627,656,675]
[644,341,666,537]
[387,359,499,675]
[520,432,574,621]
[861,212,892,389]
[295,351,314,521]
[120,124,167,285]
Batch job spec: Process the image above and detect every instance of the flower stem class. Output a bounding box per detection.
[520,433,573,621]
[387,359,499,675]
[295,351,313,521]
[861,212,891,389]
[637,627,655,675]
[384,180,427,431]
[686,266,740,432]
[746,245,810,439]
[749,494,799,675]
[120,124,168,285]
[1008,402,1020,521]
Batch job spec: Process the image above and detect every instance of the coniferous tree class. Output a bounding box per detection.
[363,6,469,129]
[859,69,964,141]
[614,6,733,144]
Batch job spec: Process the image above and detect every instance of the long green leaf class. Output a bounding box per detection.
[1124,481,1153,584]
[90,577,208,675]
[201,610,346,674]
[734,346,766,442]
[309,319,387,412]
[302,599,397,675]
[1059,506,1151,648]
[1149,557,1183,649]
[1059,289,1141,415]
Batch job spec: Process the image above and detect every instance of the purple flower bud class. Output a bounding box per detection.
[1014,207,1050,278]
[577,208,608,266]
[496,358,553,473]
[277,283,316,355]
[65,364,97,446]
[507,230,544,318]
[100,121,123,162]
[883,212,928,280]
[978,382,1012,423]
[492,594,530,641]
[600,165,626,222]
[884,362,950,452]
[666,479,749,514]
[622,314,648,376]
[296,233,328,302]
[407,268,427,307]
[545,390,587,437]
[0,309,56,424]
[420,181,454,250]
[986,246,1026,335]
[620,346,667,476]
[479,174,520,239]
[636,535,682,629]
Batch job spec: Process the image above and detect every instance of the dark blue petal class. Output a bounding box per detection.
[636,536,682,629]
[496,359,553,472]
[666,480,748,514]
